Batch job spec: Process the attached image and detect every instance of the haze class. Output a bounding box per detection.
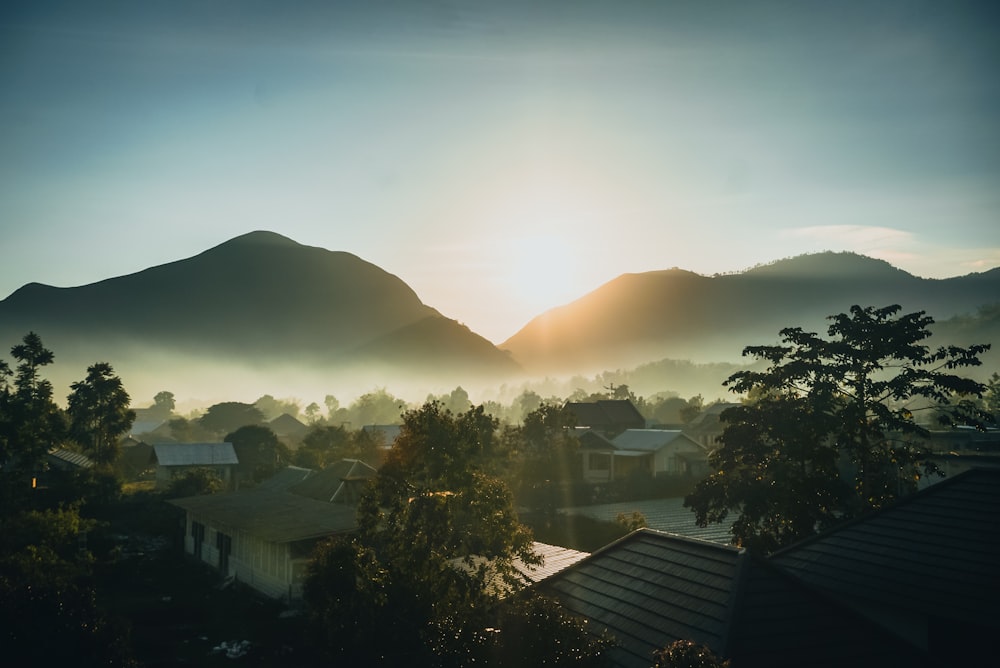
[2,1,999,346]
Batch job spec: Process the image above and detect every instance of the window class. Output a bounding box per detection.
[590,453,611,471]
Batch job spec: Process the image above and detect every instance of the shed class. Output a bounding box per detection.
[152,442,239,490]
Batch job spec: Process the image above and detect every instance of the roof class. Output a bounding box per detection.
[560,498,733,544]
[288,458,377,503]
[450,542,590,598]
[255,465,315,491]
[47,447,94,469]
[612,429,703,452]
[771,468,1000,629]
[535,529,924,668]
[565,400,645,431]
[153,442,238,467]
[268,413,309,437]
[169,489,358,543]
[535,530,744,668]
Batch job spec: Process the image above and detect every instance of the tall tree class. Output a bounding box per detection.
[305,402,547,664]
[67,362,135,464]
[224,424,289,482]
[1,333,65,480]
[686,305,989,553]
[199,401,264,435]
[148,390,175,421]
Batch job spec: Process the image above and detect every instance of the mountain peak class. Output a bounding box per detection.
[218,230,301,248]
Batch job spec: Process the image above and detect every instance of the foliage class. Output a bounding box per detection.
[224,424,289,482]
[0,504,137,667]
[295,423,380,469]
[686,305,990,553]
[0,333,66,487]
[305,401,561,664]
[67,362,135,464]
[253,393,300,420]
[198,401,264,435]
[148,390,176,420]
[652,640,730,668]
[165,467,224,498]
[616,510,648,532]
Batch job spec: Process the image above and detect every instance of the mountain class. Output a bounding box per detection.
[500,252,1000,376]
[0,231,520,400]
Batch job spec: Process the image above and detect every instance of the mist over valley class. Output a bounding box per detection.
[0,230,997,412]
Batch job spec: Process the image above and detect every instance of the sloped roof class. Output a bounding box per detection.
[450,542,590,598]
[153,442,238,467]
[47,447,94,469]
[255,465,315,491]
[268,413,309,437]
[169,489,357,543]
[288,458,377,503]
[536,530,743,667]
[565,400,645,430]
[535,529,923,668]
[771,468,1000,629]
[612,429,703,452]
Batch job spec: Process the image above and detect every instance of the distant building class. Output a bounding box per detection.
[151,442,239,490]
[169,459,377,601]
[565,400,646,436]
[578,428,707,483]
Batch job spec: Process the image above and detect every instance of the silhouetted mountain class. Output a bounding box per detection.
[0,231,520,397]
[501,252,1000,376]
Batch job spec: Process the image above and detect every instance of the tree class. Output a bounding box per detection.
[686,305,990,553]
[0,333,65,485]
[199,401,264,435]
[224,424,289,482]
[652,640,730,668]
[67,362,135,464]
[148,390,175,421]
[305,402,544,663]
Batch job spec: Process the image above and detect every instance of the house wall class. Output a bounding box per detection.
[182,512,296,601]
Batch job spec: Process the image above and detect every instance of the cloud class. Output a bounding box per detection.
[782,225,914,250]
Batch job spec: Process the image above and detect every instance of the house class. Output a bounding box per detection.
[169,460,378,601]
[682,402,739,449]
[534,468,1000,666]
[535,530,924,668]
[151,442,239,490]
[579,428,707,483]
[565,400,646,435]
[771,468,1000,664]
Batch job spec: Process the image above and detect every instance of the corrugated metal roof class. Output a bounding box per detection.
[771,468,1000,628]
[450,542,590,597]
[47,447,94,469]
[169,489,357,543]
[560,498,734,544]
[153,442,238,466]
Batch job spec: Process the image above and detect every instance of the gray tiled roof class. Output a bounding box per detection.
[536,531,743,668]
[535,530,925,668]
[771,468,1000,628]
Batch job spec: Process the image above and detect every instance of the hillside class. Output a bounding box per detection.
[0,231,520,399]
[501,252,1000,375]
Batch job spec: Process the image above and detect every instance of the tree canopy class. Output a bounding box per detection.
[685,305,990,553]
[67,362,135,464]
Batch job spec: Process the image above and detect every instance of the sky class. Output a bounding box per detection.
[2,1,999,344]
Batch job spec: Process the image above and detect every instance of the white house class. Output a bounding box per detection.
[169,460,377,601]
[580,429,707,483]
